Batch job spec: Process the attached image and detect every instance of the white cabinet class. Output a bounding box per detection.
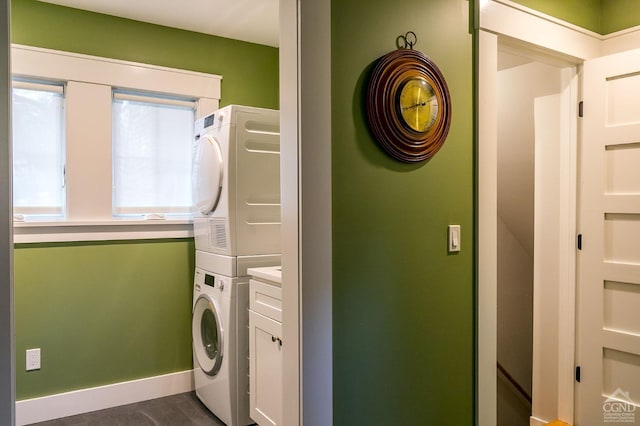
[249,310,282,426]
[248,270,282,426]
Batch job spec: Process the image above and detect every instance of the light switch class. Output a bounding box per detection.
[448,225,461,253]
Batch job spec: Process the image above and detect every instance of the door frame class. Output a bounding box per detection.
[1,0,15,424]
[280,1,332,425]
[476,1,601,425]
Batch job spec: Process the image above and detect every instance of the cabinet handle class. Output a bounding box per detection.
[271,336,283,346]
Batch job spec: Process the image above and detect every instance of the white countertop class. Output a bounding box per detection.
[247,265,282,285]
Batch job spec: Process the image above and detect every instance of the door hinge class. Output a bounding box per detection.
[579,101,584,117]
[576,366,581,383]
[577,234,583,250]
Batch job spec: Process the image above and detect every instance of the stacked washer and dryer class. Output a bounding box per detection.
[191,105,280,426]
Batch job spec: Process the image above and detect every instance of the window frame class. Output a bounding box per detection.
[111,90,197,217]
[11,79,66,218]
[11,44,221,243]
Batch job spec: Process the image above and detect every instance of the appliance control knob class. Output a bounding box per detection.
[218,280,224,290]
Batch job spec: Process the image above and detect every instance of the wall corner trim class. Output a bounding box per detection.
[481,0,602,61]
[15,370,194,425]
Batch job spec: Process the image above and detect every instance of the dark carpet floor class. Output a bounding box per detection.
[29,392,226,426]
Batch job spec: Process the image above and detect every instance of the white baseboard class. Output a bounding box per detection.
[530,415,548,426]
[16,369,194,425]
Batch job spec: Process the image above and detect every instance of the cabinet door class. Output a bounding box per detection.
[249,310,282,426]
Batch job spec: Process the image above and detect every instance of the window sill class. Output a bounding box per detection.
[13,219,194,244]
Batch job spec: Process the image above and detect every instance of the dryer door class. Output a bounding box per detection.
[192,134,224,215]
[192,294,224,376]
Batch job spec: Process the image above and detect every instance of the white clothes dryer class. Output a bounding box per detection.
[192,265,252,426]
[192,105,281,276]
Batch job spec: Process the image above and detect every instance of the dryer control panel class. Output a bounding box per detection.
[197,271,224,291]
[203,273,225,291]
[194,267,237,299]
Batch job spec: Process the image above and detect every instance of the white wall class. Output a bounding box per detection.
[497,60,562,257]
[532,93,563,424]
[497,216,533,390]
[0,0,15,424]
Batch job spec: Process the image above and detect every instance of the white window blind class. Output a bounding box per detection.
[112,91,196,216]
[11,80,65,217]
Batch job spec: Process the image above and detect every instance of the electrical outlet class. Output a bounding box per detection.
[26,348,41,371]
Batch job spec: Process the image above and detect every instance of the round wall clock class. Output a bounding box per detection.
[366,33,452,163]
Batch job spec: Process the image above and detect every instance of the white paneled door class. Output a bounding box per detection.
[577,48,640,425]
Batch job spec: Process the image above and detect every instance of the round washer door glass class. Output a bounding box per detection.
[192,294,223,376]
[192,135,224,215]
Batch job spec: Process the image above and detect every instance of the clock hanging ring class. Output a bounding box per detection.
[366,32,452,163]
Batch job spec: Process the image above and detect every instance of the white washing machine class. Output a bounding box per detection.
[191,105,281,424]
[192,105,281,277]
[192,266,252,426]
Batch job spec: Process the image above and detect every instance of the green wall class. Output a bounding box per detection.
[331,0,474,424]
[11,0,279,109]
[512,0,640,35]
[601,0,640,34]
[10,0,278,399]
[510,0,601,33]
[15,240,194,399]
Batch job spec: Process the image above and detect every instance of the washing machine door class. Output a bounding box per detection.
[192,294,224,376]
[192,134,224,215]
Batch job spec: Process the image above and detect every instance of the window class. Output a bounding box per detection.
[11,80,65,218]
[11,45,220,242]
[112,92,195,217]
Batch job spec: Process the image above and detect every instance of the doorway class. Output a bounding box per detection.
[0,1,334,425]
[495,44,577,426]
[478,3,640,426]
[476,6,590,421]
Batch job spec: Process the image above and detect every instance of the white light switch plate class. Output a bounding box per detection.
[448,225,461,253]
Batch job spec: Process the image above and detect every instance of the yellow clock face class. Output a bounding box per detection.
[399,77,439,133]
